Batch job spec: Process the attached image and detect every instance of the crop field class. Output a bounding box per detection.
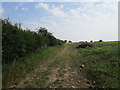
[73,42,119,88]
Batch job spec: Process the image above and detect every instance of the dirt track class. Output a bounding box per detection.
[12,44,94,88]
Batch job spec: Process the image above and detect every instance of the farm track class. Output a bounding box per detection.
[12,44,94,88]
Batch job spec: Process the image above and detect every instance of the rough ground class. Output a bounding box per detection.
[11,44,95,88]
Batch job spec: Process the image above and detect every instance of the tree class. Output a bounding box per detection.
[64,40,67,43]
[90,40,93,43]
[99,39,103,42]
[68,41,72,43]
[2,18,65,64]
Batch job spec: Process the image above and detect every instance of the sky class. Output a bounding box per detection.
[1,1,118,42]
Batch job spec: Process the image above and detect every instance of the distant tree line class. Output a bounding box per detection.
[2,18,66,64]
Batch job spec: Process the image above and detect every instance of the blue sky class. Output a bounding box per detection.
[1,2,118,41]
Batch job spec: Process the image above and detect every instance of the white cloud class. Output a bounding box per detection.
[22,7,28,11]
[35,3,49,10]
[26,0,35,1]
[43,14,117,41]
[60,5,64,9]
[49,4,66,17]
[2,0,120,2]
[22,21,41,31]
[35,3,66,17]
[69,9,81,18]
[15,3,24,10]
[96,2,117,13]
[69,2,117,18]
[19,3,23,6]
[50,7,67,17]
[15,6,19,10]
[37,2,118,41]
[0,8,4,14]
[52,5,55,8]
[21,2,117,41]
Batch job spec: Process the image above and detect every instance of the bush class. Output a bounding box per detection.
[2,18,65,64]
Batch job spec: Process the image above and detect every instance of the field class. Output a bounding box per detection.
[2,41,119,88]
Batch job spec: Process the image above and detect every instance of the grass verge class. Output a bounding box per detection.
[2,45,63,88]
